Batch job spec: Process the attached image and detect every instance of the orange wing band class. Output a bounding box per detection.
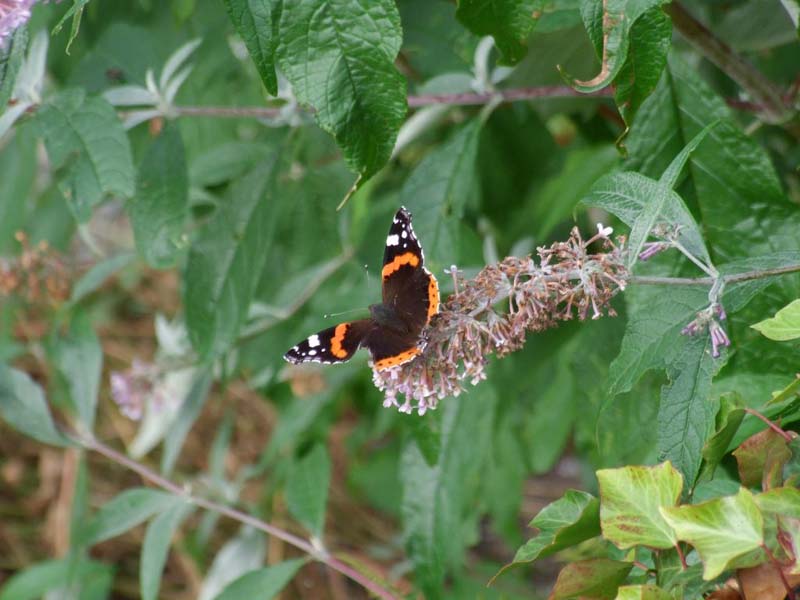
[427,274,439,320]
[331,323,350,358]
[374,347,421,370]
[382,252,420,279]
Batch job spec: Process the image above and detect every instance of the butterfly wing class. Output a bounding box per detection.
[284,319,372,365]
[380,207,439,335]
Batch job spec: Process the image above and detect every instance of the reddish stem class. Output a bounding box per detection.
[743,408,794,443]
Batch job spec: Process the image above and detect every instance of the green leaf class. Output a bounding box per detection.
[276,0,406,179]
[214,559,305,600]
[0,364,72,447]
[455,0,541,64]
[612,6,671,132]
[660,487,764,580]
[223,0,281,95]
[141,501,194,600]
[49,311,102,431]
[502,490,600,572]
[0,26,27,110]
[400,386,497,599]
[565,0,669,93]
[756,486,800,519]
[69,252,135,305]
[752,299,800,341]
[0,122,37,252]
[550,558,633,600]
[34,89,134,222]
[0,557,113,600]
[700,392,745,481]
[184,157,281,358]
[286,444,331,537]
[658,333,723,487]
[161,371,213,475]
[615,584,672,600]
[131,122,188,268]
[597,462,682,549]
[79,488,182,545]
[583,170,710,268]
[732,428,791,489]
[199,527,266,600]
[399,119,482,267]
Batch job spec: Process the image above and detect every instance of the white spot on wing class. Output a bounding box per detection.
[308,334,320,348]
[401,230,407,238]
[308,349,317,356]
[386,234,399,246]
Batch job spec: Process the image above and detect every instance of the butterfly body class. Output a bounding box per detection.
[284,207,439,370]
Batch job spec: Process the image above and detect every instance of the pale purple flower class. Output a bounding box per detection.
[0,0,34,48]
[110,371,143,420]
[681,303,731,358]
[638,242,670,261]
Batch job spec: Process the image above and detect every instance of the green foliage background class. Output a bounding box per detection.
[0,0,799,598]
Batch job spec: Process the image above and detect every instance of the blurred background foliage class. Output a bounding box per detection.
[0,0,799,598]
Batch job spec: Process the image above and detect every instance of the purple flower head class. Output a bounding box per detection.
[0,0,34,48]
[638,242,670,262]
[680,304,731,358]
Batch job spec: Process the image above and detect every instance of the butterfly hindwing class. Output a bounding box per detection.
[284,320,372,365]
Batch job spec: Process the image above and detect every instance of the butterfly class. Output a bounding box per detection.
[284,207,439,370]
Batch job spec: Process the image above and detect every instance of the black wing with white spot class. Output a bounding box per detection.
[284,319,372,365]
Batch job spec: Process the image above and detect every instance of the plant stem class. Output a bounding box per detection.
[743,408,794,443]
[664,2,795,128]
[761,543,795,600]
[80,435,398,600]
[630,263,800,287]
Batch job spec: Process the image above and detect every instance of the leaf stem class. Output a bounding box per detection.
[629,263,800,287]
[78,434,399,600]
[743,408,794,443]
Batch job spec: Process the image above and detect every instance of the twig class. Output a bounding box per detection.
[629,264,800,287]
[664,2,796,129]
[80,434,399,600]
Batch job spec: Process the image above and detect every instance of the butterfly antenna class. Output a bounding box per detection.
[324,307,368,319]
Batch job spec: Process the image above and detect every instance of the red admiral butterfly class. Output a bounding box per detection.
[284,207,439,370]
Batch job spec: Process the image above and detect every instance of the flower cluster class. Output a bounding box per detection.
[0,0,33,48]
[373,225,628,415]
[681,302,730,358]
[109,359,164,421]
[0,231,69,303]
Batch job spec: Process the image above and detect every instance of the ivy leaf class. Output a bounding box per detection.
[276,0,406,180]
[752,299,800,341]
[660,487,764,580]
[732,429,791,489]
[455,0,542,65]
[131,122,188,268]
[399,119,482,267]
[756,486,800,519]
[79,488,183,546]
[497,490,600,577]
[34,89,134,222]
[615,585,673,600]
[550,558,633,600]
[286,444,331,537]
[184,157,281,358]
[223,0,281,95]
[400,386,497,599]
[597,462,682,550]
[0,365,72,447]
[141,501,194,600]
[563,0,670,93]
[214,559,305,600]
